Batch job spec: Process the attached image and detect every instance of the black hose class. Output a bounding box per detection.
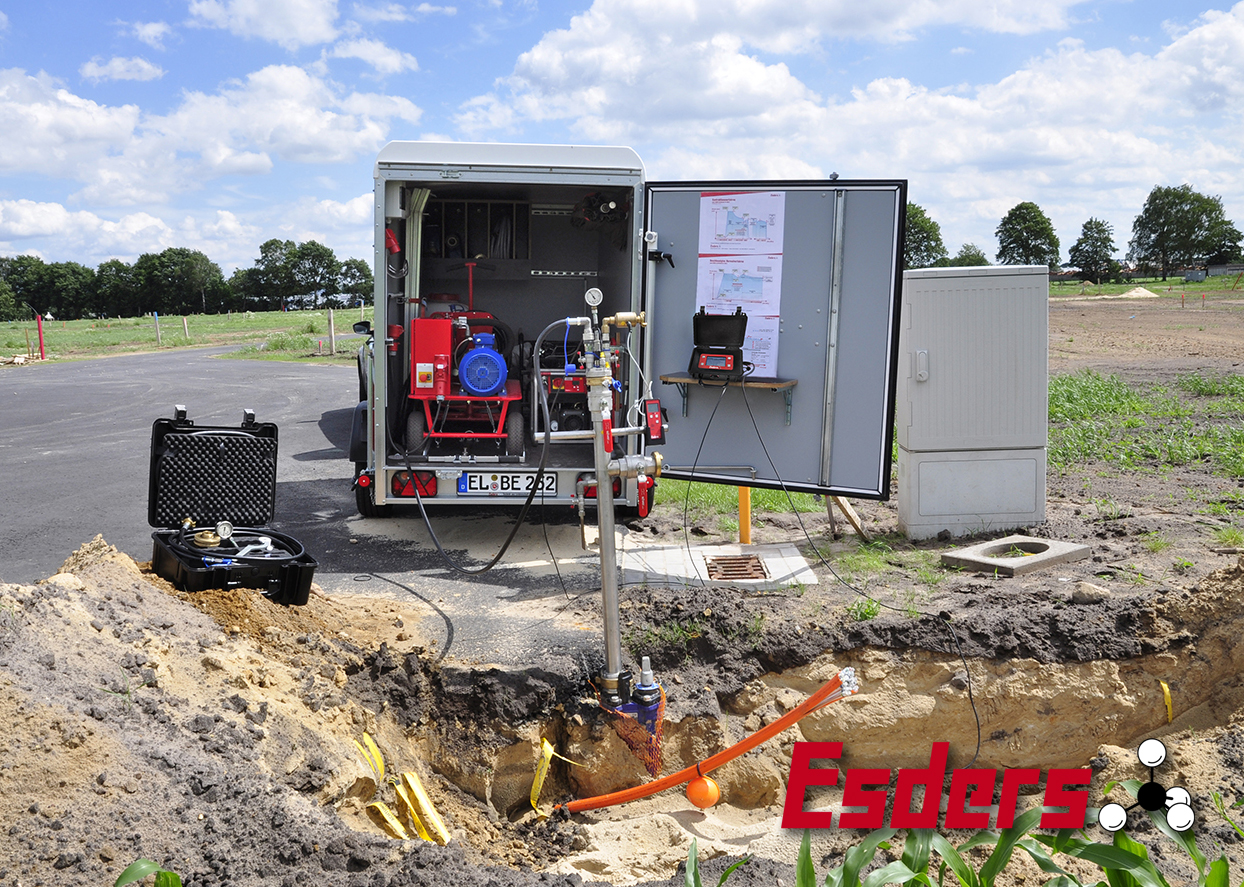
[400,317,583,576]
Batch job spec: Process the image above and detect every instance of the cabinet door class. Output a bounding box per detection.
[897,266,1049,453]
[643,180,905,499]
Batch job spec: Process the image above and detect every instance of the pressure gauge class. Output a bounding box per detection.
[215,521,234,541]
[584,287,603,307]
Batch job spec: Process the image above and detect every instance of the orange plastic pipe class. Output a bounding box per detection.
[560,670,853,813]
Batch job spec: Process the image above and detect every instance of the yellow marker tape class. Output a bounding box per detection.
[531,738,585,814]
[362,733,386,783]
[394,780,432,842]
[402,771,450,845]
[1160,680,1172,724]
[353,733,385,785]
[366,802,409,840]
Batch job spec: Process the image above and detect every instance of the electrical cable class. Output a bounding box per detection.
[734,374,982,768]
[679,381,730,587]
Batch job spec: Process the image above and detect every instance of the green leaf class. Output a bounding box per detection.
[1016,836,1080,882]
[929,832,978,887]
[115,859,164,887]
[795,829,816,887]
[686,837,703,887]
[1065,840,1168,887]
[861,860,932,887]
[1212,793,1244,841]
[1200,856,1228,887]
[153,872,183,887]
[715,855,751,887]
[1148,808,1206,873]
[842,829,899,887]
[902,830,934,882]
[980,807,1045,886]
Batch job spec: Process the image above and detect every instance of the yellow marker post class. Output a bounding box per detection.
[1160,680,1172,724]
[738,486,751,544]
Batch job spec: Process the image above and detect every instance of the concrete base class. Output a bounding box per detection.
[940,534,1090,577]
[898,446,1046,540]
[620,543,817,590]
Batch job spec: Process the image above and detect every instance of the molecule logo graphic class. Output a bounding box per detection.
[1099,739,1195,833]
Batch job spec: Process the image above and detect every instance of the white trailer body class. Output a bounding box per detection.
[350,142,906,514]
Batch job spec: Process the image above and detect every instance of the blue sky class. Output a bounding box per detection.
[0,0,1240,273]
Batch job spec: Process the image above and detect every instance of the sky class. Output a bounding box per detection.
[0,0,1241,274]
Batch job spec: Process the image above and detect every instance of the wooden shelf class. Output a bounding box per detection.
[658,373,798,425]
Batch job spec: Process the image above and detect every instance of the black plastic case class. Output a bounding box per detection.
[688,306,748,382]
[148,407,316,606]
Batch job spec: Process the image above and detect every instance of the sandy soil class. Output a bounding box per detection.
[3,293,1244,887]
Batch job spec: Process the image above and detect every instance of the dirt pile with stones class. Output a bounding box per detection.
[4,530,1244,887]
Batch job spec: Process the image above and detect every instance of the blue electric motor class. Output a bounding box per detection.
[458,332,507,397]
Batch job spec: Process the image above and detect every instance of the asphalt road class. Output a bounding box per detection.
[0,348,606,669]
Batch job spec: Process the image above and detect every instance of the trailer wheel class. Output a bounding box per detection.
[504,411,524,457]
[406,406,427,456]
[354,463,391,518]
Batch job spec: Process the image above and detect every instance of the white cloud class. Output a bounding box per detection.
[0,69,141,176]
[131,21,173,49]
[352,2,455,21]
[80,57,165,83]
[0,12,9,30]
[457,0,1244,257]
[189,0,340,49]
[0,199,174,252]
[0,65,420,206]
[329,38,419,75]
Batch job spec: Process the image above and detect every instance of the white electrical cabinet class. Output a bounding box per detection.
[897,265,1048,539]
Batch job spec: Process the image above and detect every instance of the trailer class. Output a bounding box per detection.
[349,142,907,519]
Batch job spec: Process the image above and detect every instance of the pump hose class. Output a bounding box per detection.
[558,667,858,813]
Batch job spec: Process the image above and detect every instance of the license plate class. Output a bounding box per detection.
[457,471,557,497]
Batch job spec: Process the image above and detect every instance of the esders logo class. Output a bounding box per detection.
[1099,739,1195,834]
[781,742,1091,830]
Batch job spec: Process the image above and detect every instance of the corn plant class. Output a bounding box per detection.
[115,858,182,887]
[683,837,750,887]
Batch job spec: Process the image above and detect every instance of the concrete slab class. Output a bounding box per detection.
[621,542,818,590]
[940,534,1091,577]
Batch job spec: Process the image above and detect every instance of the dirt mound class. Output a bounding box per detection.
[0,543,592,887]
[4,536,1244,886]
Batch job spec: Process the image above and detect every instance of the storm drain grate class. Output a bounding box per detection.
[705,554,768,581]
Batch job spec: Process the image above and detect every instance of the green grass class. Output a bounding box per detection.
[1140,531,1173,553]
[2,307,373,361]
[1048,369,1244,477]
[1048,274,1240,297]
[845,597,880,621]
[660,479,821,515]
[1214,526,1244,547]
[1177,373,1244,397]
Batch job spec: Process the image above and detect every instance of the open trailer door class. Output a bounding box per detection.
[642,180,906,499]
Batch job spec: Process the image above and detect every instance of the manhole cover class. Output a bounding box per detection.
[705,555,768,581]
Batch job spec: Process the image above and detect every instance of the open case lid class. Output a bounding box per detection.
[692,306,748,348]
[147,406,279,528]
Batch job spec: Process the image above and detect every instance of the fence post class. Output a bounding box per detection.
[154,312,162,346]
[328,308,336,354]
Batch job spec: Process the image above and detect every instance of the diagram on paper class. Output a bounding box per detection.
[699,191,785,255]
[696,255,783,314]
[741,315,780,377]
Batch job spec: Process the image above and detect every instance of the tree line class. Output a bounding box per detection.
[905,183,1244,282]
[0,239,373,322]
